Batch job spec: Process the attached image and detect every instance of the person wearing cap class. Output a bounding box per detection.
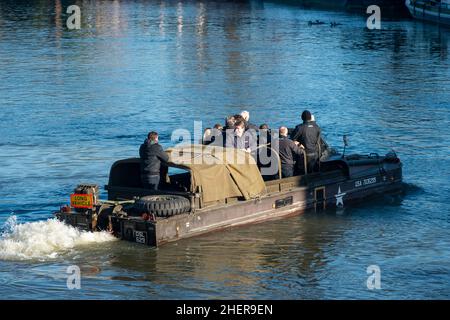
[307,114,332,161]
[290,110,321,173]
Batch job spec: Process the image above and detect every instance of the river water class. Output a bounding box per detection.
[0,0,449,299]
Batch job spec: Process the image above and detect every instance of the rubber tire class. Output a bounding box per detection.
[134,195,191,217]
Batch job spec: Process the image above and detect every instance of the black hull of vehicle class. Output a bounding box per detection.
[56,154,402,247]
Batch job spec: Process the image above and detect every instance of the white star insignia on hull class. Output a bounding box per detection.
[335,186,346,207]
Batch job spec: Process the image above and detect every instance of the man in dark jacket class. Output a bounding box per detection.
[278,127,304,178]
[290,110,321,173]
[225,120,249,150]
[225,120,258,159]
[139,131,169,190]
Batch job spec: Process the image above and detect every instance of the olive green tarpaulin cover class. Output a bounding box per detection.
[166,144,266,203]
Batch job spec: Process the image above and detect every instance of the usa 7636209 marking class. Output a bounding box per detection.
[355,177,377,188]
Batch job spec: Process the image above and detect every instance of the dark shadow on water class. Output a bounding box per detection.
[104,210,355,298]
[401,182,424,195]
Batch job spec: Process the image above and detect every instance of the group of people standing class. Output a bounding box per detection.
[200,109,324,178]
[139,109,325,190]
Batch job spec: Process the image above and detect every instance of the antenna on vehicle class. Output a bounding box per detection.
[342,135,349,158]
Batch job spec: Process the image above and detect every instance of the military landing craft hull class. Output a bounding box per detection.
[56,150,403,247]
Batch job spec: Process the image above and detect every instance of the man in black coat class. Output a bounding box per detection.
[278,126,304,178]
[290,110,321,173]
[225,120,249,150]
[139,131,169,190]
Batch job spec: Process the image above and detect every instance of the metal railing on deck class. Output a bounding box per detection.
[259,144,308,180]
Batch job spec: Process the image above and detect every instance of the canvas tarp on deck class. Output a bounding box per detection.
[166,144,266,203]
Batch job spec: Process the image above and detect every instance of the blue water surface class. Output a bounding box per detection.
[0,0,449,299]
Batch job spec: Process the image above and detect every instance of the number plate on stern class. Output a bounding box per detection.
[134,231,147,244]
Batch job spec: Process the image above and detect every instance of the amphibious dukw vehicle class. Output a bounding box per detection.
[56,143,403,247]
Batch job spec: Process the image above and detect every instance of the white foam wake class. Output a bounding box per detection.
[0,216,117,261]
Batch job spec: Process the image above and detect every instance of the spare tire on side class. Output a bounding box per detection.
[134,195,191,217]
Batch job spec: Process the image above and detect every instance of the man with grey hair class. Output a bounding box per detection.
[278,126,304,178]
[240,110,258,131]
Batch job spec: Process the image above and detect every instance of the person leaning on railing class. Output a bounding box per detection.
[290,110,321,173]
[278,126,304,178]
